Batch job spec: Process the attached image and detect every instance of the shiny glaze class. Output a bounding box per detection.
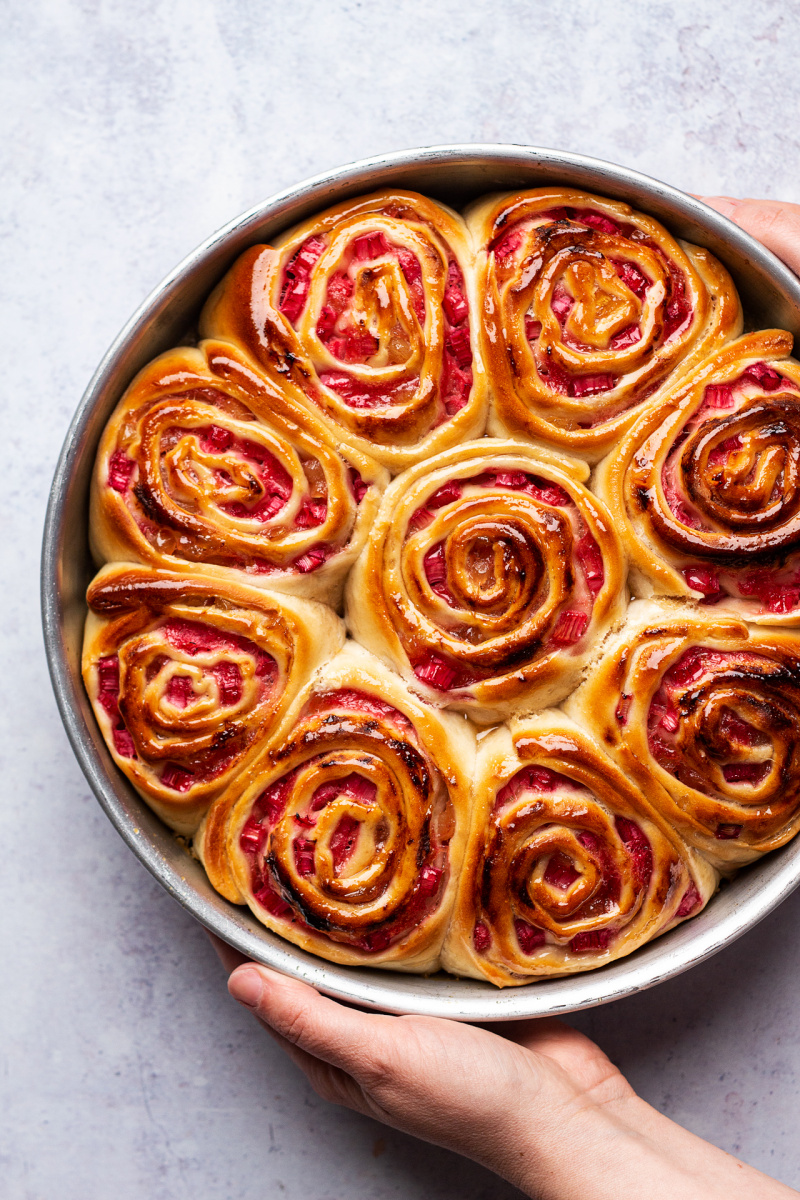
[82,564,344,834]
[442,716,715,986]
[470,187,742,461]
[199,190,489,472]
[196,644,474,970]
[600,330,800,623]
[90,340,387,605]
[345,439,625,722]
[565,599,800,868]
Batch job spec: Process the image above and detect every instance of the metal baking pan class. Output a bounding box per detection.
[41,144,800,1020]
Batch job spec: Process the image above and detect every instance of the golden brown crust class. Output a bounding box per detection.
[199,190,489,472]
[195,642,475,971]
[594,330,800,622]
[563,598,800,868]
[441,714,717,986]
[82,564,345,834]
[345,439,626,723]
[89,340,388,607]
[467,188,742,462]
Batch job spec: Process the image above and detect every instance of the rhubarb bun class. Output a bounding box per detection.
[195,641,475,970]
[564,599,800,868]
[467,188,741,463]
[595,330,800,621]
[200,190,489,473]
[345,439,625,723]
[90,339,387,607]
[442,713,717,986]
[83,564,345,834]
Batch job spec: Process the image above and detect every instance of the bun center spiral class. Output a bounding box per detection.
[237,692,453,950]
[650,649,800,813]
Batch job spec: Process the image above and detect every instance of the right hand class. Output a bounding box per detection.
[698,196,800,276]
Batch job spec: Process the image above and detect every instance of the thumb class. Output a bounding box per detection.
[228,963,399,1087]
[697,195,800,277]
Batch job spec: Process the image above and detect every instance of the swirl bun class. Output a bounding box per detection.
[200,190,488,472]
[195,642,475,969]
[442,713,716,985]
[595,331,800,621]
[565,599,800,867]
[345,440,625,722]
[468,188,742,462]
[90,340,388,606]
[82,565,344,834]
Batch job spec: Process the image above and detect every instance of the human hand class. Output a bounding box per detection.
[212,938,795,1199]
[697,196,800,276]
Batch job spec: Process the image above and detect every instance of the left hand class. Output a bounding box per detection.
[210,937,796,1199]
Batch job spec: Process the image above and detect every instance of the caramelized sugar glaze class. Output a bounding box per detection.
[91,341,388,606]
[200,190,489,472]
[442,714,715,986]
[83,187,800,984]
[345,440,624,722]
[596,331,800,621]
[195,642,474,969]
[468,188,741,461]
[565,600,800,868]
[83,565,345,833]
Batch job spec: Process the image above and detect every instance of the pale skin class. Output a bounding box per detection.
[217,197,800,1199]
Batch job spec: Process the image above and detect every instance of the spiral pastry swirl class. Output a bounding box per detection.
[82,565,344,834]
[90,341,388,606]
[565,599,800,867]
[196,643,474,969]
[596,331,800,622]
[468,188,742,462]
[346,440,625,722]
[442,714,716,985]
[200,190,488,472]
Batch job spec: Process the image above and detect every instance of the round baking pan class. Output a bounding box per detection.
[42,144,800,1019]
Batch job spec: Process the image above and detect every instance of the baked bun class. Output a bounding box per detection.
[595,330,800,621]
[442,712,716,986]
[195,641,475,971]
[467,188,742,462]
[200,190,488,472]
[345,439,625,722]
[82,564,344,834]
[564,598,800,868]
[90,340,387,606]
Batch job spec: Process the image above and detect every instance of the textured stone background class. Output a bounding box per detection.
[3,2,800,1196]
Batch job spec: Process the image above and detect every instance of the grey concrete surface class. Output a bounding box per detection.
[3,1,799,1196]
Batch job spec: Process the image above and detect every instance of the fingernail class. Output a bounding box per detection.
[229,967,264,1008]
